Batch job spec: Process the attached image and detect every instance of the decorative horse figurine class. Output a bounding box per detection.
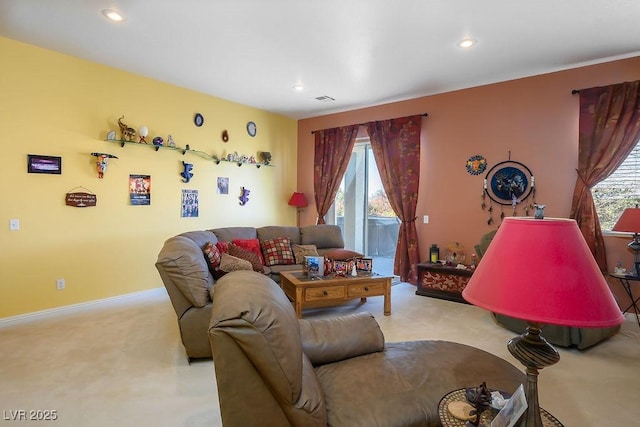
[118,115,136,142]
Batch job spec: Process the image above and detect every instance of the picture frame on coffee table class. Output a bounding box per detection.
[356,257,373,274]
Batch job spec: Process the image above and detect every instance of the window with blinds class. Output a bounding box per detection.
[592,142,640,230]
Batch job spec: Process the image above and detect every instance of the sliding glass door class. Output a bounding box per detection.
[328,139,399,276]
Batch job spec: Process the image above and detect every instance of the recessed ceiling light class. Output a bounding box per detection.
[102,9,125,22]
[457,38,477,48]
[293,84,304,92]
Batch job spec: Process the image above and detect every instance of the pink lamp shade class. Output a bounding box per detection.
[462,217,624,328]
[288,192,308,208]
[612,207,640,233]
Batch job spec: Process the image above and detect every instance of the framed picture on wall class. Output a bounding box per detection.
[27,154,62,174]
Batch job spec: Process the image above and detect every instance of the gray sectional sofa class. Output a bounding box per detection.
[155,224,346,361]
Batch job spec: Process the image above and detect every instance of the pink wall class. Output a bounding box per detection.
[297,57,640,301]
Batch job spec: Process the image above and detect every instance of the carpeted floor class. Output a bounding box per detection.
[1,282,638,426]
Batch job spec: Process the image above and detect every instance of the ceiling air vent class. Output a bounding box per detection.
[315,95,335,102]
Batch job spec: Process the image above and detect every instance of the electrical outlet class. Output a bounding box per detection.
[10,219,19,231]
[56,278,65,290]
[423,215,429,224]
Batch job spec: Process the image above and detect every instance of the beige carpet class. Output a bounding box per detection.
[1,283,638,426]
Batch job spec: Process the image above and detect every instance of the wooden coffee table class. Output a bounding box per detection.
[279,270,392,318]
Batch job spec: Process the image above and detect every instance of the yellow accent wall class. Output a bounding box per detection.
[0,37,298,318]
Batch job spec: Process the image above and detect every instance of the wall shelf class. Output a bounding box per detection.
[104,138,272,168]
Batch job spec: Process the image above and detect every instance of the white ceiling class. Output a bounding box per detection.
[1,0,639,119]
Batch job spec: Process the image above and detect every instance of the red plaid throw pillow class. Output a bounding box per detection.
[202,241,222,272]
[260,237,295,266]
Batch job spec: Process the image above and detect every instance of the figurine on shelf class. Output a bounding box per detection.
[248,155,256,164]
[181,161,193,183]
[138,125,149,143]
[261,151,272,165]
[90,152,118,179]
[117,115,136,141]
[167,134,176,148]
[152,136,163,147]
[239,187,250,206]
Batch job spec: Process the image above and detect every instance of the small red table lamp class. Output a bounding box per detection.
[612,206,640,277]
[288,192,308,226]
[462,216,624,427]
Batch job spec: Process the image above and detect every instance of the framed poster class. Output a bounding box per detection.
[181,189,199,217]
[27,155,62,174]
[129,174,151,205]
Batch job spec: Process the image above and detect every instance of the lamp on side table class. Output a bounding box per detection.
[612,205,640,277]
[462,216,624,427]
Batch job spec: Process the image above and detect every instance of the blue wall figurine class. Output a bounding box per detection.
[181,161,193,183]
[239,187,250,205]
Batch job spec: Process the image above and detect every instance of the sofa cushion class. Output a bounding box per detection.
[228,243,264,273]
[220,253,253,272]
[261,237,296,266]
[301,225,344,249]
[177,230,219,249]
[202,241,222,272]
[257,226,302,246]
[232,238,265,264]
[292,244,319,264]
[323,248,363,260]
[299,312,384,366]
[156,236,211,308]
[212,227,258,242]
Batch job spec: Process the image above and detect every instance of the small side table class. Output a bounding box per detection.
[438,388,563,427]
[609,272,640,327]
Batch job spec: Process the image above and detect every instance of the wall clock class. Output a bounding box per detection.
[194,113,204,127]
[246,121,257,137]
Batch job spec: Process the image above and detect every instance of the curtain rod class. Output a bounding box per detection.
[571,89,580,95]
[311,113,428,134]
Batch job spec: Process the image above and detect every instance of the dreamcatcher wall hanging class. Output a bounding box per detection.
[481,153,536,225]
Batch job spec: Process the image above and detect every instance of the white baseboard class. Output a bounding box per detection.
[0,287,167,328]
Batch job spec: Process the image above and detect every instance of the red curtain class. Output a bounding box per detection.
[366,115,422,284]
[313,125,359,224]
[570,80,640,271]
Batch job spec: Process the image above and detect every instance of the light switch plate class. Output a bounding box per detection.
[9,219,19,231]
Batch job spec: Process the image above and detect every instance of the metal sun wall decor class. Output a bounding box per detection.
[466,155,487,175]
[481,153,536,225]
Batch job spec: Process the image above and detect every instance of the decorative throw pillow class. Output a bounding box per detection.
[202,241,222,272]
[232,238,265,264]
[323,248,363,261]
[219,253,253,272]
[260,237,295,266]
[216,241,229,254]
[292,244,319,265]
[228,243,264,273]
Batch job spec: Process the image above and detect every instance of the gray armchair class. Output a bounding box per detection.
[209,270,525,426]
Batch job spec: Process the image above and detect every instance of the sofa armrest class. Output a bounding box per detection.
[299,312,384,366]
